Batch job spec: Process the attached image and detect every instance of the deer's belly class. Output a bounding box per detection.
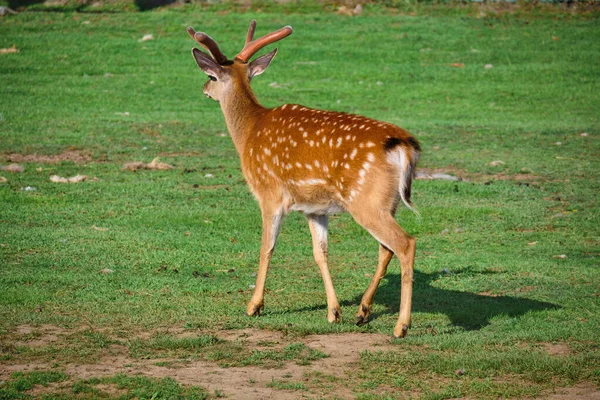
[289,202,346,215]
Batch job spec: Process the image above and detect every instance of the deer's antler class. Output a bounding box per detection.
[234,20,293,63]
[187,26,228,65]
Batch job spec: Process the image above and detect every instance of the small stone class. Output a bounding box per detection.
[431,173,459,181]
[100,268,114,274]
[0,45,19,54]
[335,5,353,16]
[1,164,24,173]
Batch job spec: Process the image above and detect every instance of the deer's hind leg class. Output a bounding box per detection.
[356,243,395,326]
[349,200,416,338]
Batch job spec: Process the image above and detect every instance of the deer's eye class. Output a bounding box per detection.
[208,75,217,81]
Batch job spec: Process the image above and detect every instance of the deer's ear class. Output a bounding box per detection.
[248,48,278,79]
[192,48,224,79]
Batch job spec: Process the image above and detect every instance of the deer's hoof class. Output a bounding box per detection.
[246,303,263,317]
[393,324,409,338]
[328,306,341,323]
[356,305,370,326]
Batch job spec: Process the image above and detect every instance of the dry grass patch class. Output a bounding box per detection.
[2,149,91,164]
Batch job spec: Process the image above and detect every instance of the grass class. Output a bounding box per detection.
[1,2,599,399]
[0,371,208,399]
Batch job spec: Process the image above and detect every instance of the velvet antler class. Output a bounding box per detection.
[234,20,293,63]
[187,26,228,65]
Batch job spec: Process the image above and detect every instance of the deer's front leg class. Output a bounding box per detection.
[247,207,284,317]
[307,214,341,323]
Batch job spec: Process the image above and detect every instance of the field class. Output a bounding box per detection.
[1,3,599,399]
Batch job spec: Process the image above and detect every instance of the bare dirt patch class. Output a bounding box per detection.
[541,342,571,357]
[416,167,542,183]
[546,383,600,399]
[13,324,64,347]
[3,325,595,399]
[28,381,71,397]
[1,326,396,399]
[2,149,91,164]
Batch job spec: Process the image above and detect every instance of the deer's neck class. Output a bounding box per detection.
[220,80,265,155]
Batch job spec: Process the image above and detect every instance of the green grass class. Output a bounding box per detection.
[0,371,207,399]
[1,3,599,399]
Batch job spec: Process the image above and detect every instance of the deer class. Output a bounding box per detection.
[187,20,421,338]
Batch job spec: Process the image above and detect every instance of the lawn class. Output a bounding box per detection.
[1,2,599,399]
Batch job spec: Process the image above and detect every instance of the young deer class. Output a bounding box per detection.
[188,21,421,337]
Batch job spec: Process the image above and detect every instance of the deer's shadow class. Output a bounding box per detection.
[284,268,557,331]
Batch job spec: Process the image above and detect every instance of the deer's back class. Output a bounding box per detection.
[242,104,418,212]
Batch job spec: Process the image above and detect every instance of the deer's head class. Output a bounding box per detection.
[188,21,292,103]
